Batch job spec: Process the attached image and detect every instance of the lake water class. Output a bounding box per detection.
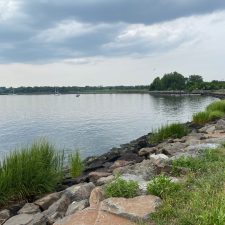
[0,94,216,159]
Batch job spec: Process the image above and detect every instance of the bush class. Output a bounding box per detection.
[0,140,63,206]
[149,123,188,144]
[192,111,210,125]
[69,151,84,178]
[206,100,225,113]
[147,175,181,198]
[105,177,139,198]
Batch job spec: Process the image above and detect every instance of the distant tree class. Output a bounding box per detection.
[149,77,162,90]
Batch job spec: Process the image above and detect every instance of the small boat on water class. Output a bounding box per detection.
[76,94,80,97]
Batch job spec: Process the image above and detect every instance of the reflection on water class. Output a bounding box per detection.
[0,94,216,159]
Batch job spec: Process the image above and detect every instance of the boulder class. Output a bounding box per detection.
[138,147,157,156]
[149,153,169,161]
[100,195,161,221]
[44,191,72,224]
[4,213,48,225]
[215,119,225,130]
[18,203,41,215]
[89,187,105,207]
[54,207,135,225]
[113,160,155,181]
[88,172,111,183]
[110,160,133,170]
[0,209,11,225]
[117,153,144,163]
[65,200,89,216]
[96,175,114,186]
[66,182,95,201]
[34,192,63,211]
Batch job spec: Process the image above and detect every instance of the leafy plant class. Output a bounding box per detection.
[105,177,139,198]
[147,175,181,198]
[69,151,84,178]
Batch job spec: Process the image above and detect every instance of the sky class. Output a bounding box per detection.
[0,0,225,87]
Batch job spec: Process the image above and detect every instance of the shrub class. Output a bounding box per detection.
[105,177,139,198]
[206,100,225,113]
[147,175,181,198]
[69,151,84,178]
[0,140,63,206]
[149,123,188,144]
[192,111,210,125]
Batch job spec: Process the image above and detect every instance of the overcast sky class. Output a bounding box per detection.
[0,0,225,87]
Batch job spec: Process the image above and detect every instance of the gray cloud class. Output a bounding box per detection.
[0,0,225,63]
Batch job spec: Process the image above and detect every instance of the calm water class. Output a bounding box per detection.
[0,94,216,159]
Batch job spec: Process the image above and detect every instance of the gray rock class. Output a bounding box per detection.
[96,175,114,186]
[18,203,40,215]
[66,182,95,202]
[120,174,148,194]
[113,160,155,181]
[215,119,225,130]
[89,187,105,207]
[0,209,11,225]
[65,200,89,216]
[31,213,48,225]
[44,191,72,224]
[34,192,63,211]
[4,214,33,225]
[149,153,169,161]
[138,147,157,156]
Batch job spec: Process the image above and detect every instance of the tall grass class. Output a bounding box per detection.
[0,140,64,206]
[148,123,189,144]
[192,100,225,125]
[69,151,84,178]
[206,100,225,113]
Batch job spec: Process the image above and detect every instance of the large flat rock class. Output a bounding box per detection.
[100,195,161,221]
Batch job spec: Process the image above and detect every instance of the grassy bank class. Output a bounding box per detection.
[149,147,225,225]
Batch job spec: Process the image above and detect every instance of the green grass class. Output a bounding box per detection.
[192,100,225,125]
[192,111,211,125]
[206,100,225,113]
[69,151,84,178]
[148,123,189,144]
[0,140,64,206]
[105,176,139,198]
[150,148,225,225]
[147,175,181,198]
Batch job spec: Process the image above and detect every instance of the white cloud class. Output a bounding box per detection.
[0,0,23,22]
[104,10,225,54]
[36,20,112,43]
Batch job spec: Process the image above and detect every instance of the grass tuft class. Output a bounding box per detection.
[0,140,64,206]
[148,123,188,144]
[105,176,139,198]
[206,100,225,113]
[69,151,84,178]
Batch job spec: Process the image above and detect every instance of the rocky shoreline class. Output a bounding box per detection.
[1,118,225,225]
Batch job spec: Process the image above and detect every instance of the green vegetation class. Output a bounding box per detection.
[148,123,189,144]
[149,72,225,91]
[105,176,139,198]
[206,100,225,113]
[0,140,64,206]
[151,148,225,225]
[69,151,84,178]
[192,100,225,125]
[147,175,181,198]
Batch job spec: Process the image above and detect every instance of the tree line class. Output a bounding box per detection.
[149,72,225,91]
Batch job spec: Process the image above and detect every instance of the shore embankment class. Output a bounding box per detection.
[1,111,225,225]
